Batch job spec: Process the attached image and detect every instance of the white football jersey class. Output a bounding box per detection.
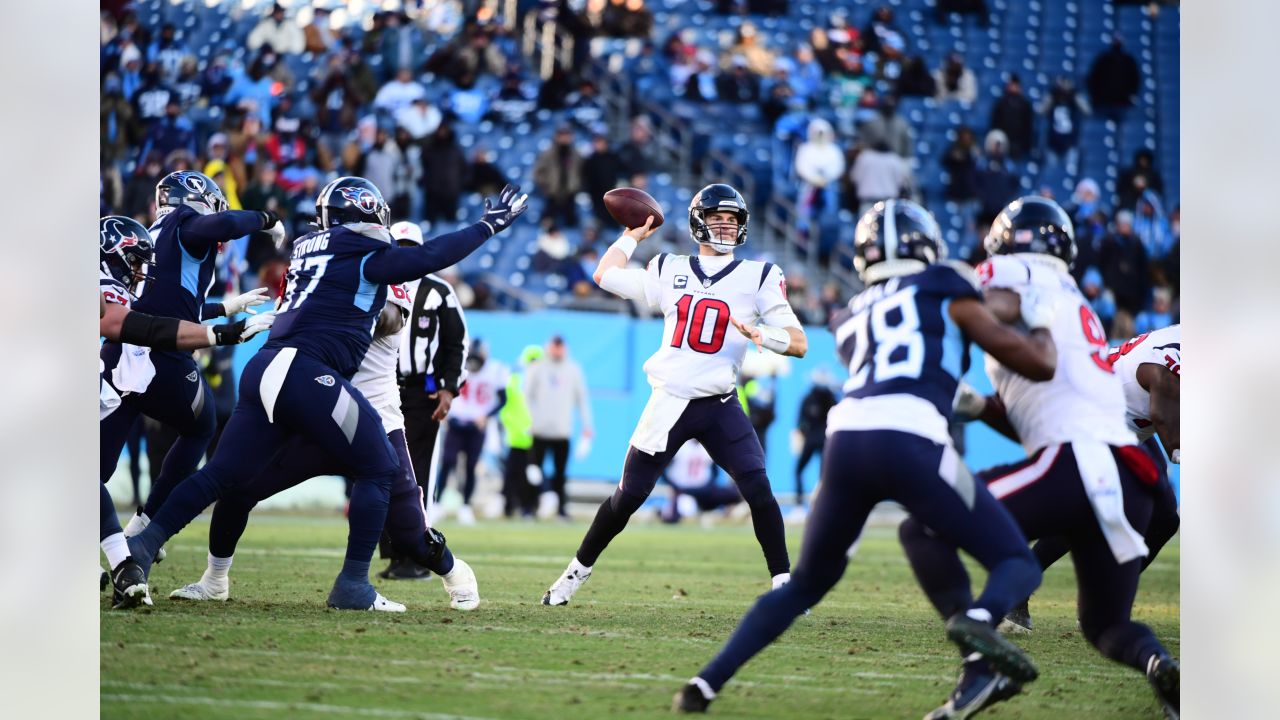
[1108,324,1181,443]
[978,254,1136,453]
[451,360,510,424]
[100,269,134,309]
[636,253,800,398]
[350,282,413,428]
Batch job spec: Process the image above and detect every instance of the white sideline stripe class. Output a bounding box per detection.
[100,693,495,720]
[988,444,1061,499]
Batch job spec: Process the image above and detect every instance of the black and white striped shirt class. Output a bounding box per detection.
[398,273,468,394]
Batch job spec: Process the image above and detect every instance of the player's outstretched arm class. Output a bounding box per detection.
[182,209,284,258]
[363,184,528,284]
[949,297,1057,381]
[101,302,275,350]
[729,317,807,357]
[1138,363,1180,455]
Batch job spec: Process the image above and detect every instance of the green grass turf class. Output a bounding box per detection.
[101,513,1178,720]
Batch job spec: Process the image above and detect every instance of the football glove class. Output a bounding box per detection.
[260,210,288,250]
[952,381,987,420]
[479,184,529,235]
[211,311,276,346]
[222,287,271,316]
[1018,286,1059,331]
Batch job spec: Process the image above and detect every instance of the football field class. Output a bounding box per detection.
[100,513,1179,720]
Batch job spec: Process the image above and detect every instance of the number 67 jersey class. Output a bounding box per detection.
[638,253,799,398]
[977,254,1135,454]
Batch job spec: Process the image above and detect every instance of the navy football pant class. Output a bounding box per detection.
[437,420,484,504]
[127,348,398,604]
[99,350,215,539]
[206,427,454,575]
[576,393,790,577]
[1031,437,1179,572]
[696,430,1039,692]
[901,442,1170,673]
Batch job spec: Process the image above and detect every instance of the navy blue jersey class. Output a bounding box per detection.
[134,204,266,324]
[265,222,492,378]
[829,262,981,419]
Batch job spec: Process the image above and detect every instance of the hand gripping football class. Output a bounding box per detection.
[603,188,665,230]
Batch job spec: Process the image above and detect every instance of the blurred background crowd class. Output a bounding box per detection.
[100,0,1179,342]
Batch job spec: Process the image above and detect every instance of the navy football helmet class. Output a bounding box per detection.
[853,199,946,284]
[316,176,390,228]
[100,215,155,293]
[985,196,1077,267]
[689,183,749,252]
[155,171,228,215]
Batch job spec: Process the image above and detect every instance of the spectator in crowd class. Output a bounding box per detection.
[227,52,279,126]
[532,219,573,275]
[374,67,427,114]
[862,5,904,56]
[1135,285,1174,335]
[793,368,837,511]
[392,126,422,219]
[199,53,234,106]
[760,79,797,129]
[859,94,914,158]
[1068,178,1109,282]
[362,127,401,212]
[247,3,304,56]
[582,134,627,229]
[1087,35,1140,119]
[1038,75,1090,168]
[525,335,593,519]
[146,22,189,84]
[934,52,977,104]
[132,65,173,124]
[265,115,307,170]
[617,116,654,179]
[603,0,654,38]
[422,122,467,224]
[101,74,137,169]
[1080,266,1117,336]
[489,72,537,125]
[396,95,443,141]
[794,118,846,228]
[726,22,776,76]
[304,6,335,55]
[974,129,1021,223]
[717,56,761,103]
[138,98,196,166]
[942,125,980,202]
[240,162,290,270]
[896,55,936,97]
[465,147,509,197]
[849,139,913,215]
[682,49,720,102]
[988,74,1034,160]
[170,57,203,111]
[1099,209,1151,340]
[203,134,241,209]
[776,45,825,103]
[808,26,843,75]
[1117,148,1166,210]
[123,151,164,220]
[1133,189,1173,261]
[533,126,584,228]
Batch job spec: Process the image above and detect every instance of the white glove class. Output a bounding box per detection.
[953,381,987,420]
[1169,449,1180,465]
[1018,286,1059,331]
[223,287,271,316]
[208,311,277,346]
[267,220,288,250]
[239,311,276,342]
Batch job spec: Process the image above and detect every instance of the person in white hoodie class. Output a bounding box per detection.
[793,118,846,231]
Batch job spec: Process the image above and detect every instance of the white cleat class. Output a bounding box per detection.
[456,505,476,526]
[442,558,480,611]
[371,593,406,612]
[542,561,592,606]
[123,510,167,563]
[169,577,229,602]
[771,572,792,590]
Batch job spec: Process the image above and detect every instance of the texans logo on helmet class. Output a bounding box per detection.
[338,187,379,214]
[101,218,142,252]
[178,172,208,194]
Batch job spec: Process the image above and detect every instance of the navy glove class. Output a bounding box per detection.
[479,184,529,236]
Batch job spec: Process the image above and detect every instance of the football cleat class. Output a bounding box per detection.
[997,599,1033,634]
[110,559,153,610]
[376,558,433,581]
[441,558,480,611]
[924,662,1023,720]
[169,575,229,602]
[100,566,109,592]
[945,614,1038,683]
[369,593,407,612]
[672,681,714,713]
[542,561,592,606]
[122,509,166,563]
[1146,654,1180,719]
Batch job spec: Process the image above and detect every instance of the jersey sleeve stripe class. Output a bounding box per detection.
[759,262,776,290]
[657,252,668,275]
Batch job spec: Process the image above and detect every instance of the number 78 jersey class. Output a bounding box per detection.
[638,253,799,399]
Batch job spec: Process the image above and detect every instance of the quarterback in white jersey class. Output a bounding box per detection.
[542,184,805,607]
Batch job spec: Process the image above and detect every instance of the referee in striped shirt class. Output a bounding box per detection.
[380,222,469,579]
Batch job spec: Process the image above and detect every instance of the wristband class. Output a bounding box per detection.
[758,324,791,354]
[610,235,638,260]
[206,326,218,346]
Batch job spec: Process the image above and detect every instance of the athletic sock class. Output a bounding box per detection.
[101,532,130,570]
[206,553,233,581]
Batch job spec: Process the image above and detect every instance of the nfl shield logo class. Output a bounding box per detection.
[185,370,198,382]
[418,316,429,329]
[703,279,712,289]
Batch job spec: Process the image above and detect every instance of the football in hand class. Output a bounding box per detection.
[603,188,665,230]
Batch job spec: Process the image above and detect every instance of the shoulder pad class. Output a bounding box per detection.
[974,255,1033,290]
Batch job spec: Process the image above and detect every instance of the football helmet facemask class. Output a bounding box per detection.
[689,183,749,254]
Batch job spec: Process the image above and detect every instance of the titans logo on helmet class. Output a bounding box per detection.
[178,172,208,194]
[338,187,380,214]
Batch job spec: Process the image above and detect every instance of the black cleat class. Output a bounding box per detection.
[924,660,1023,719]
[100,568,109,592]
[998,599,1033,634]
[110,558,152,610]
[672,682,713,713]
[1146,654,1179,719]
[945,614,1038,683]
[376,558,432,581]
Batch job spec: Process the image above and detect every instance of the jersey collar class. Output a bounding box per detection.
[689,256,742,288]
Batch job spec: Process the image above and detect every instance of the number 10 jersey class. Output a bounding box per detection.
[637,253,799,399]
